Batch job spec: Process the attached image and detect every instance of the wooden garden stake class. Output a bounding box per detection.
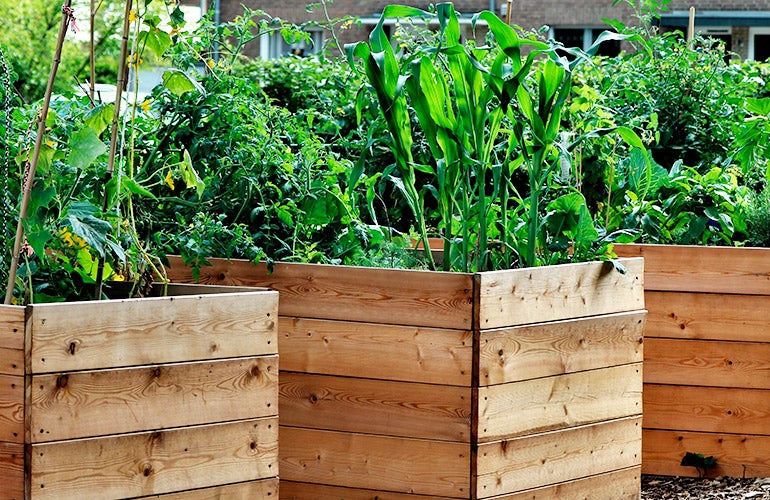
[687,6,696,45]
[94,0,133,299]
[4,1,75,305]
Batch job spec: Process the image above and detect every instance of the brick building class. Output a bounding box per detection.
[197,0,770,60]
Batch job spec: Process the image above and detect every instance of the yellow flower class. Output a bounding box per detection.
[129,10,137,23]
[170,27,180,37]
[207,59,216,69]
[164,171,175,190]
[139,99,151,113]
[59,228,86,249]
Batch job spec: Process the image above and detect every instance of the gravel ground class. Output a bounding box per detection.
[642,475,770,499]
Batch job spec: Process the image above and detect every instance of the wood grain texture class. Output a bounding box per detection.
[29,356,278,443]
[614,244,770,294]
[478,363,642,442]
[280,427,471,498]
[0,374,23,443]
[0,306,24,377]
[645,291,770,342]
[280,481,457,499]
[280,372,472,442]
[279,317,473,386]
[643,384,770,435]
[476,258,644,329]
[645,338,770,389]
[166,257,475,329]
[29,417,278,500]
[476,416,642,497]
[479,311,645,385]
[479,466,641,500]
[149,477,279,499]
[26,291,278,373]
[643,429,770,478]
[0,441,24,500]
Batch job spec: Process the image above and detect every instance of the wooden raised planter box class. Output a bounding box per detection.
[168,257,646,499]
[615,244,770,478]
[0,284,279,499]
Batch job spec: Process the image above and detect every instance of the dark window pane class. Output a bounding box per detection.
[755,34,770,61]
[592,29,620,57]
[554,28,585,49]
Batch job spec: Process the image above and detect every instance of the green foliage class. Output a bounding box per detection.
[680,452,717,478]
[745,184,770,247]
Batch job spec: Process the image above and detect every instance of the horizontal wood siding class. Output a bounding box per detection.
[0,374,23,443]
[29,356,278,443]
[26,291,277,373]
[166,257,474,329]
[280,427,471,498]
[477,363,642,442]
[0,306,24,376]
[280,481,457,499]
[280,372,472,442]
[0,441,24,500]
[617,243,770,478]
[17,289,280,498]
[645,338,770,389]
[475,258,644,329]
[481,466,641,500]
[476,416,642,497]
[167,258,644,496]
[479,311,644,385]
[149,477,279,499]
[643,429,770,477]
[279,317,473,386]
[29,417,278,499]
[614,244,770,294]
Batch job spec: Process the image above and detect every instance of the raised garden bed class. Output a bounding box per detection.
[615,244,770,478]
[168,257,646,498]
[0,284,279,499]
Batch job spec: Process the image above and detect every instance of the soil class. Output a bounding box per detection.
[642,475,770,499]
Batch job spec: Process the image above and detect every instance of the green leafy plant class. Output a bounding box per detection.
[680,452,717,478]
[347,3,637,271]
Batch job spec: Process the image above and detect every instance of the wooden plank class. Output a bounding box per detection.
[476,258,644,330]
[166,257,475,329]
[280,481,457,499]
[29,356,278,443]
[280,317,473,386]
[0,306,24,377]
[280,372,472,442]
[643,429,770,478]
[476,416,641,497]
[478,364,642,442]
[0,374,23,443]
[0,441,24,500]
[480,466,641,499]
[29,417,278,500]
[645,338,770,389]
[479,311,645,385]
[26,291,278,373]
[643,384,770,435]
[646,291,770,342]
[148,477,279,499]
[280,427,470,498]
[614,244,770,294]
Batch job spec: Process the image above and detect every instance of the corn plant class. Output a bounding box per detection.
[347,3,628,271]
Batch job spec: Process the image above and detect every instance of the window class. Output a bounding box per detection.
[260,30,324,59]
[749,27,770,61]
[551,28,620,57]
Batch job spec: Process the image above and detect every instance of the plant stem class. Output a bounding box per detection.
[4,1,74,305]
[94,0,133,299]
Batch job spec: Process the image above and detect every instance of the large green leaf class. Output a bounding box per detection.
[65,201,111,257]
[139,28,172,59]
[68,127,108,170]
[179,150,205,198]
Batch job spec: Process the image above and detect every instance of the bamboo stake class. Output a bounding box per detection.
[687,6,696,46]
[90,0,96,102]
[4,2,74,305]
[505,0,513,25]
[94,0,133,299]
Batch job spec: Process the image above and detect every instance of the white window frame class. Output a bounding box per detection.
[748,27,770,61]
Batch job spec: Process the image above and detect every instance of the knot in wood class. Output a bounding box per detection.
[56,375,68,389]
